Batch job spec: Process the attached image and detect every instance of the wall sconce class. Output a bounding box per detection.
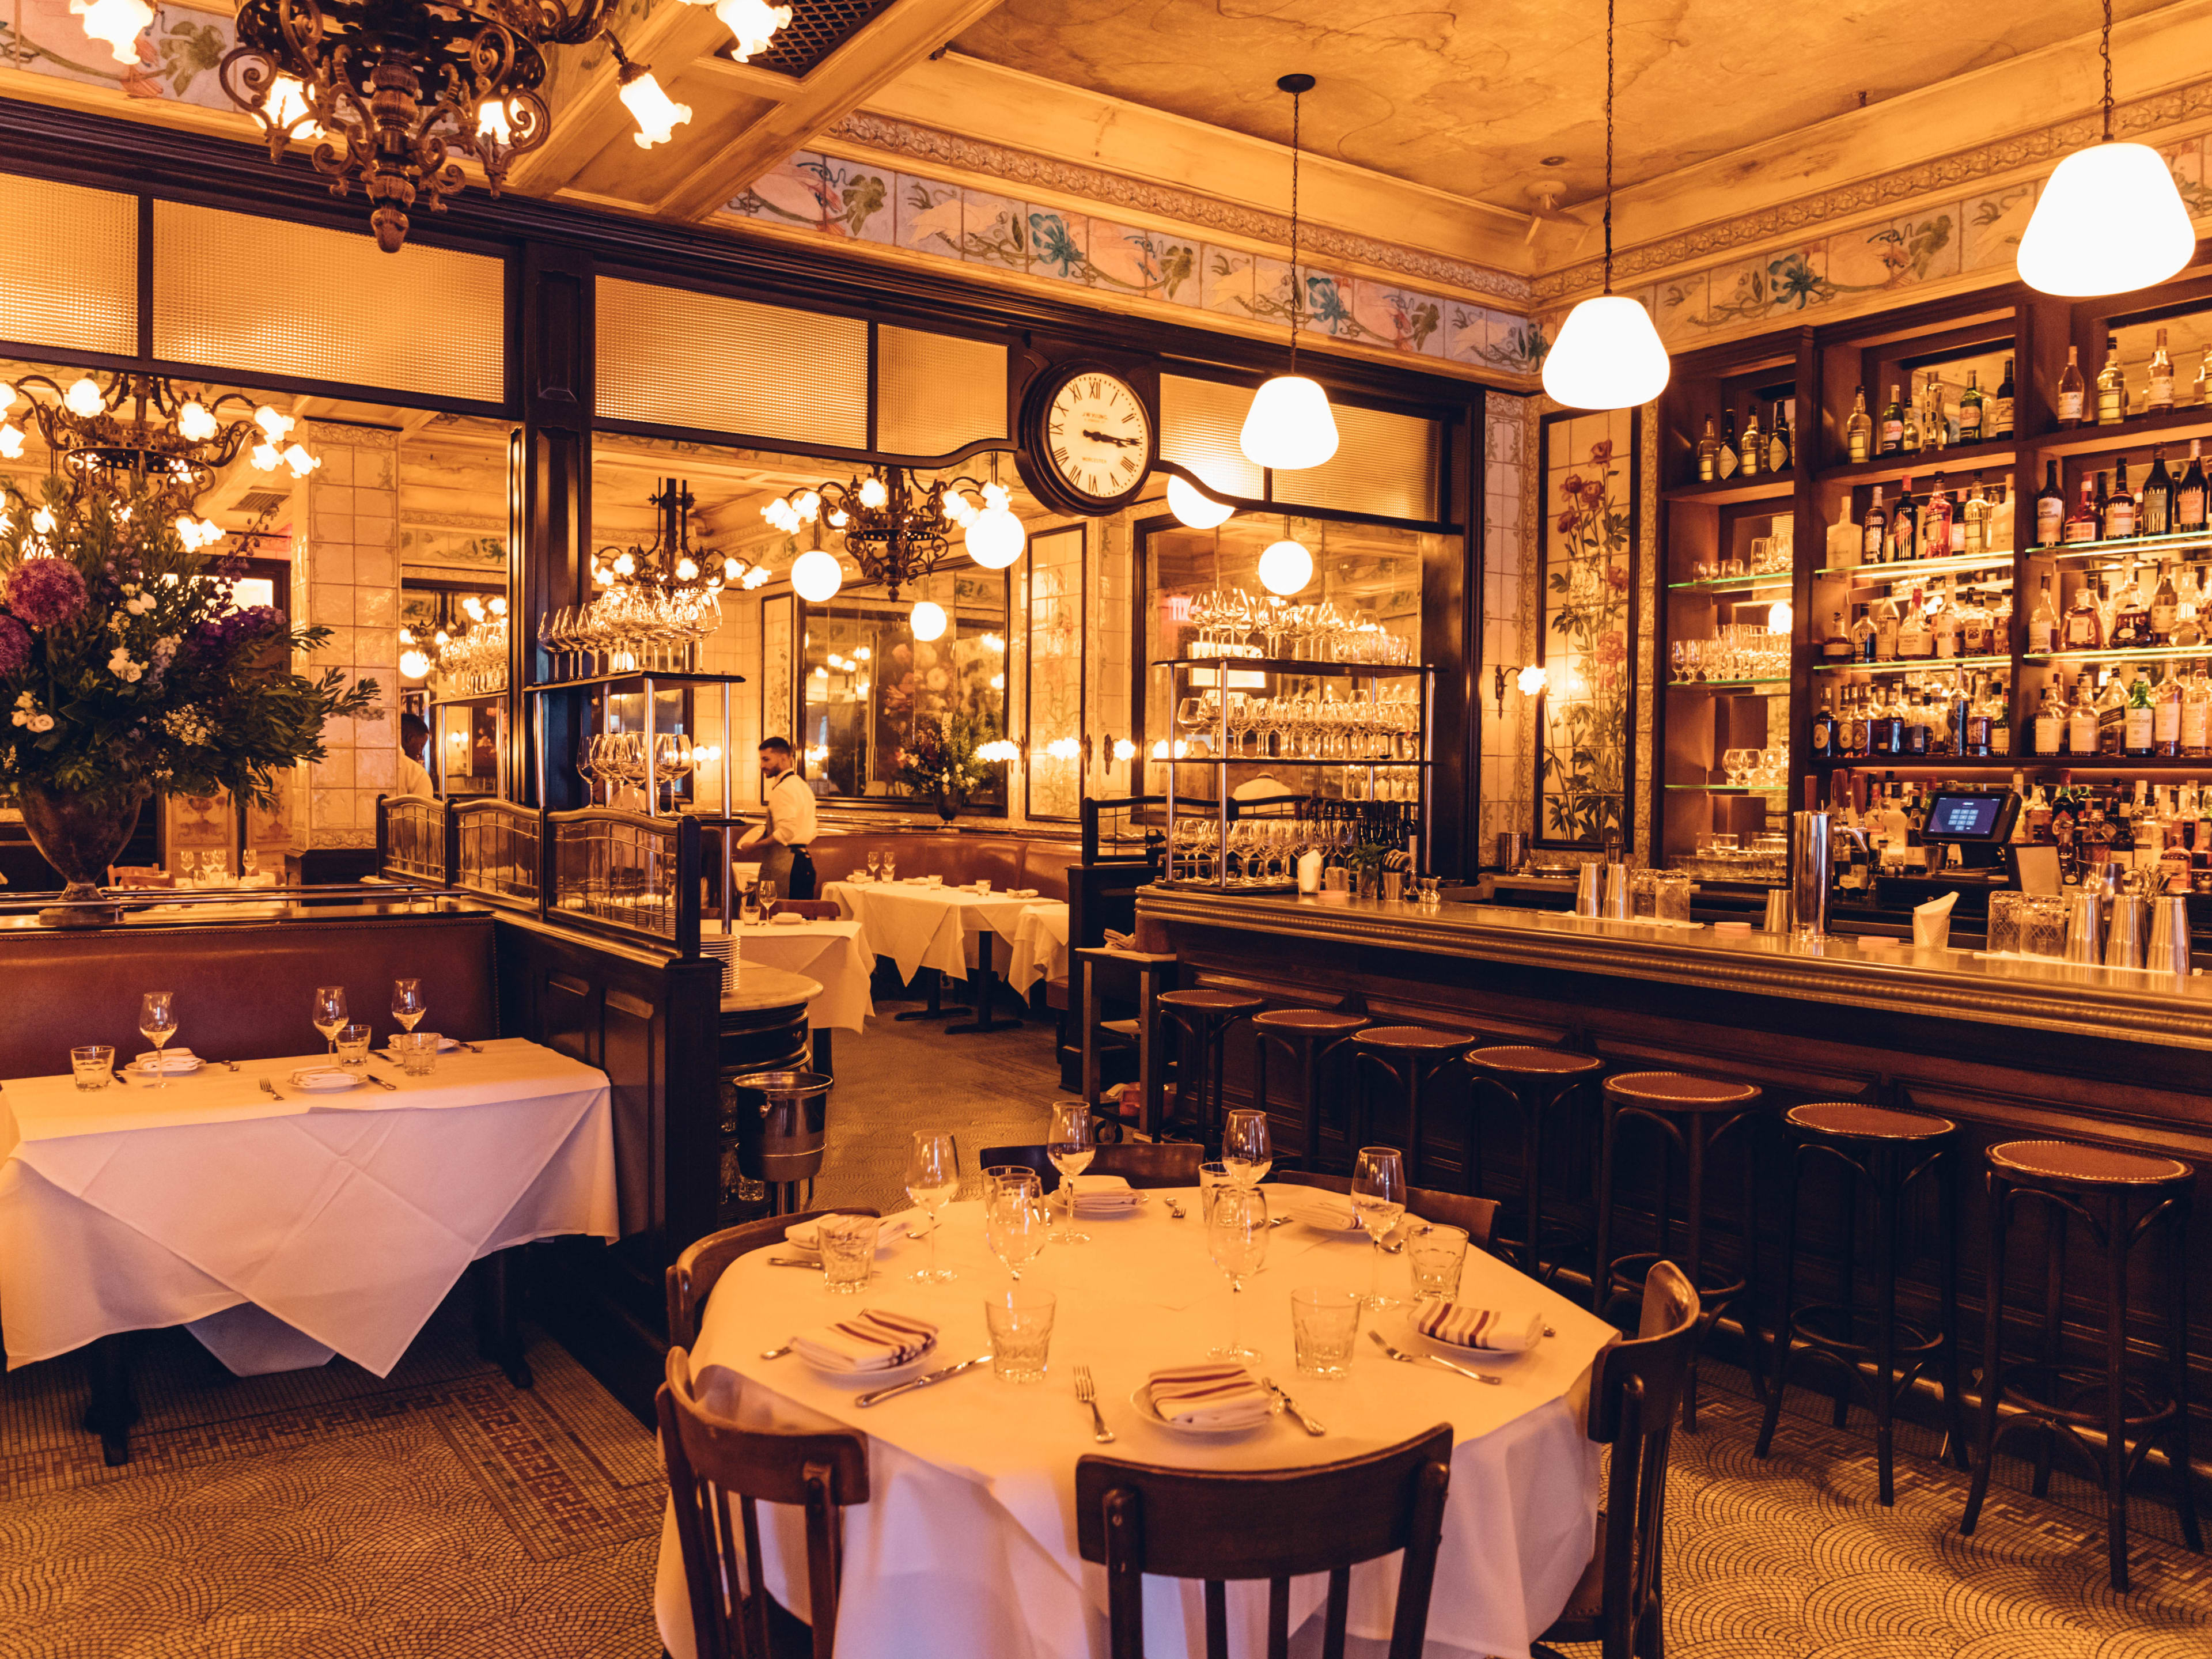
[1492,662,1548,719]
[1112,738,1137,762]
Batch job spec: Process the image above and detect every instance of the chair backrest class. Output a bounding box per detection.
[1075,1426,1453,1659]
[1270,1170,1498,1248]
[665,1207,880,1350]
[108,865,173,888]
[768,899,843,919]
[978,1141,1203,1192]
[1585,1260,1700,1659]
[659,1346,871,1659]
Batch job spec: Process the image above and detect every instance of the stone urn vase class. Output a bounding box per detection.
[935,786,961,824]
[16,781,148,926]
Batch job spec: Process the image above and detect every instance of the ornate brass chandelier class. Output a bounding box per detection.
[592,478,770,595]
[763,463,1026,625]
[0,370,318,541]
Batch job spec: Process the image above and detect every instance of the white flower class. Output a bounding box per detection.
[126,592,154,616]
[108,646,143,683]
[28,713,51,733]
[108,611,127,634]
[12,691,30,710]
[8,711,23,727]
[152,635,179,667]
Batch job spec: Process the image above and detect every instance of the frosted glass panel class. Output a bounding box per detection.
[0,174,135,355]
[1160,373,1262,499]
[1272,402,1440,521]
[878,326,1006,455]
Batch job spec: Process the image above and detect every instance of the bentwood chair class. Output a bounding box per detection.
[1532,1261,1702,1659]
[1075,1425,1454,1659]
[1271,1169,1500,1249]
[666,1208,880,1350]
[977,1140,1205,1192]
[660,1345,871,1659]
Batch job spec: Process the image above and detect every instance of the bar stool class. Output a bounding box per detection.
[1155,988,1263,1149]
[1594,1069,1768,1431]
[1960,1138,2199,1592]
[1464,1045,1604,1286]
[1755,1101,1968,1505]
[1347,1026,1469,1187]
[1251,1008,1368,1172]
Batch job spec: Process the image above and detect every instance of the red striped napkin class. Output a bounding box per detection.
[1146,1363,1272,1427]
[1412,1300,1543,1353]
[791,1309,940,1372]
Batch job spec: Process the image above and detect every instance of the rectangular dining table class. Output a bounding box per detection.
[0,1037,617,1462]
[822,880,1048,1034]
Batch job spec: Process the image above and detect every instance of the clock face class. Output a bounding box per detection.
[1043,370,1152,505]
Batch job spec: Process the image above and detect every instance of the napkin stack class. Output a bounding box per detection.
[785,1215,912,1255]
[1007,888,1040,899]
[1280,1190,1361,1230]
[132,1048,199,1073]
[1411,1300,1544,1353]
[791,1309,940,1372]
[771,911,808,926]
[1147,1363,1272,1428]
[1065,1174,1145,1215]
[286,1066,354,1088]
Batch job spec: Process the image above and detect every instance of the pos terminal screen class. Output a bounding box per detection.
[1923,793,2007,840]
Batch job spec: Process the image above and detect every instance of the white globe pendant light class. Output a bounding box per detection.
[909,600,948,641]
[1240,74,1340,472]
[791,547,843,603]
[1257,527,1313,596]
[963,482,1027,570]
[2017,3,2195,297]
[1539,0,1671,412]
[1167,474,1235,529]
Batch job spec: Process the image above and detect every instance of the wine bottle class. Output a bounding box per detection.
[2035,460,2066,547]
[1846,386,1873,464]
[1992,357,2016,438]
[1958,369,1984,443]
[1696,416,1720,482]
[2142,445,2176,537]
[2149,327,2176,411]
[1880,383,1906,453]
[2096,334,2126,426]
[2105,457,2137,541]
[2181,440,2209,531]
[2056,346,2086,427]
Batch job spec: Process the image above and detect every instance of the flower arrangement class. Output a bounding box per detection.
[895,707,1005,813]
[0,480,378,810]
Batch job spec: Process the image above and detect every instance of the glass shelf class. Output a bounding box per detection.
[2024,645,2212,664]
[1666,572,1794,592]
[1154,657,1431,678]
[2036,529,2212,560]
[1666,676,1789,689]
[1813,654,2010,676]
[1159,757,1433,767]
[1663,782,1789,793]
[1815,552,2017,582]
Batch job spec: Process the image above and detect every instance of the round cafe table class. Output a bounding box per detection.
[655,1188,1612,1659]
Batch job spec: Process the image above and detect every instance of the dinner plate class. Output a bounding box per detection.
[1069,1190,1150,1219]
[1128,1382,1275,1437]
[131,1053,203,1074]
[1393,1306,1539,1359]
[287,1070,363,1092]
[798,1338,938,1385]
[1274,1196,1367,1235]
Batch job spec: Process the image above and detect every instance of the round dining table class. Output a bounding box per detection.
[656,1187,1611,1659]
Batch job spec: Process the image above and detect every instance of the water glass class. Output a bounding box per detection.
[71,1044,114,1090]
[391,978,426,1033]
[335,1023,373,1067]
[985,1175,1050,1281]
[1198,1160,1230,1211]
[817,1213,879,1294]
[1290,1288,1362,1378]
[1223,1108,1272,1187]
[984,1287,1056,1382]
[392,1031,441,1077]
[1407,1222,1469,1299]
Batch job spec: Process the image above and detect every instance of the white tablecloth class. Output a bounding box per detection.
[719,919,876,1033]
[0,1039,617,1377]
[1006,903,1071,997]
[823,881,1047,983]
[657,1191,1608,1659]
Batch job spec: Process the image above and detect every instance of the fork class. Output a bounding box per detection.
[259,1076,285,1101]
[1074,1364,1115,1442]
[1162,1195,1185,1220]
[1369,1329,1501,1385]
[760,1335,801,1360]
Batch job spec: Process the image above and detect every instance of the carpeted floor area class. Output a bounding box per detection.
[3,1005,2206,1657]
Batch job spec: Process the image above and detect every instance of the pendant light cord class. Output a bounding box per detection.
[1289,87,1302,370]
[2101,0,2113,141]
[1601,0,1615,295]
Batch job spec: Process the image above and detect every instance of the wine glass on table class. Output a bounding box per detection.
[311,984,349,1058]
[905,1131,961,1283]
[1351,1146,1408,1310]
[1207,1184,1270,1361]
[392,978,426,1039]
[138,991,179,1090]
[985,1172,1050,1282]
[1046,1100,1095,1245]
[1223,1109,1273,1188]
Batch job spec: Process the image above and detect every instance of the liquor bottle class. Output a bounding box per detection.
[2063,574,2105,647]
[2067,673,2101,755]
[1696,416,1721,482]
[2153,560,2180,645]
[1960,478,1986,555]
[2096,572,2119,644]
[1992,357,2016,438]
[1874,683,1904,755]
[2033,681,2064,755]
[1902,392,1922,454]
[1845,683,1871,755]
[1958,369,1984,443]
[1919,474,1950,558]
[2179,441,2207,531]
[2096,335,2127,426]
[1880,382,1906,453]
[1990,579,2013,649]
[2105,458,2137,541]
[2154,662,2184,757]
[1862,485,1889,562]
[1810,690,1836,759]
[1874,584,1903,661]
[2028,574,2061,653]
[2149,327,2176,411]
[2056,345,2087,427]
[1960,583,1993,656]
[2099,669,2127,755]
[1846,386,1874,463]
[1851,602,1878,663]
[2141,445,2176,537]
[2124,668,2156,757]
[1932,576,1960,658]
[1990,675,2013,755]
[2036,460,2067,547]
[1990,479,2017,552]
[1821,611,1855,661]
[1904,689,1932,756]
[2184,661,2212,757]
[2177,567,2207,647]
[2063,478,2100,544]
[1898,587,1933,659]
[2112,566,2151,649]
[1925,373,1949,449]
[1768,402,1792,472]
[1739,407,1763,478]
[1890,480,1919,562]
[1715,410,1740,479]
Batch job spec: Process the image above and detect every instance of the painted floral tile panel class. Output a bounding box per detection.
[15,2,236,110]
[1537,406,1635,847]
[895,175,964,259]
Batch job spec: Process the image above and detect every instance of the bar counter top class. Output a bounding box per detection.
[1134,887,2212,1053]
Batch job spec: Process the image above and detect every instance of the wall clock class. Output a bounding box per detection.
[1018,362,1157,516]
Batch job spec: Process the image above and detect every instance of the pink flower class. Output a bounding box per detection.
[1561,473,1583,498]
[0,613,28,675]
[1606,566,1631,591]
[1588,440,1615,465]
[1556,509,1580,533]
[1582,478,1606,502]
[1594,631,1626,665]
[5,556,88,628]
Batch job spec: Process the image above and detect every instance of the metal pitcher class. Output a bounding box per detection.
[2148,895,2193,976]
[1603,862,1633,919]
[1574,863,1603,918]
[2063,891,2105,964]
[1789,812,1833,939]
[2104,895,2148,970]
[1762,888,1793,934]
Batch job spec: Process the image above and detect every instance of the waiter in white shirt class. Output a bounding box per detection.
[397,713,439,798]
[737,735,818,900]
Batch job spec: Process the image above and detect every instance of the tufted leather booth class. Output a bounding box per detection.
[0,910,499,1080]
[767,831,1078,903]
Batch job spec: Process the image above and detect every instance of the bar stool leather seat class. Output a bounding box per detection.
[1354,1025,1466,1051]
[1787,1101,1954,1141]
[1987,1140,2190,1185]
[1348,1025,1468,1185]
[1250,1009,1369,1173]
[1156,988,1263,1149]
[1156,989,1264,1015]
[1465,1046,1605,1286]
[1606,1071,1760,1109]
[1252,1008,1368,1036]
[1467,1045,1604,1078]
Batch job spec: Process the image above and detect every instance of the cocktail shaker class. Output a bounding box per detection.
[1603,863,1633,919]
[2063,890,2105,964]
[1574,864,1603,918]
[2147,895,2193,977]
[1789,812,1832,938]
[2104,894,2147,970]
[1762,889,1792,933]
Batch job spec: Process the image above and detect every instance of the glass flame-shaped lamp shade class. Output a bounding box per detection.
[714,0,791,59]
[73,0,153,63]
[1542,294,1671,410]
[909,600,949,641]
[2017,143,2196,297]
[620,71,692,150]
[790,548,843,603]
[1167,475,1235,529]
[1257,537,1313,597]
[1239,376,1339,471]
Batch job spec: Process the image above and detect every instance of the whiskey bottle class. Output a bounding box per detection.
[1739,407,1763,478]
[1715,410,1740,479]
[2099,669,2127,755]
[1897,588,1933,659]
[2033,682,2065,755]
[2181,440,2210,531]
[1902,392,1923,454]
[2111,566,2151,649]
[2183,661,2212,757]
[1932,576,1961,659]
[2124,668,2157,757]
[1874,584,1903,661]
[2154,662,2184,758]
[1846,386,1874,463]
[1768,402,1792,472]
[1821,611,1855,661]
[2104,458,2137,540]
[1962,478,1988,555]
[1992,357,2016,438]
[1960,584,1993,657]
[1810,692,1836,759]
[2056,346,2086,427]
[1880,382,1906,453]
[2149,327,2177,411]
[2063,478,2100,544]
[1851,603,1878,663]
[2152,560,2180,645]
[2096,335,2127,426]
[1696,416,1721,482]
[2036,460,2067,547]
[2062,575,2105,647]
[2141,446,2176,537]
[2067,673,2101,755]
[2028,574,2061,654]
[1922,474,1955,558]
[1889,481,1919,562]
[1862,485,1889,563]
[1958,369,1984,442]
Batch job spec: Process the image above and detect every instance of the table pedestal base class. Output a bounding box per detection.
[945,934,1023,1036]
[83,1332,138,1467]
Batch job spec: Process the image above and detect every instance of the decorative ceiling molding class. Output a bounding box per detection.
[826,111,1532,305]
[1532,77,2212,304]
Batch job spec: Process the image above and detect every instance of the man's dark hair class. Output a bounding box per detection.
[759,736,793,756]
[400,713,430,745]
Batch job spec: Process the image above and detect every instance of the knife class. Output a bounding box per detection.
[357,1069,398,1092]
[855,1353,991,1408]
[1262,1376,1327,1436]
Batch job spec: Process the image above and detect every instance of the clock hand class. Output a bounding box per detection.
[1081,429,1142,448]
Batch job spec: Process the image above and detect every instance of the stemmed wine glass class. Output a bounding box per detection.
[904,1131,961,1283]
[1351,1146,1408,1310]
[1206,1184,1270,1361]
[984,1172,1050,1282]
[139,991,178,1089]
[311,985,349,1058]
[1222,1109,1273,1188]
[392,978,426,1034]
[1046,1100,1095,1244]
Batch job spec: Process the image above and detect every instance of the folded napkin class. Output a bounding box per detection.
[131,1050,199,1071]
[1103,929,1135,951]
[784,1214,911,1254]
[791,1309,939,1372]
[1281,1190,1361,1230]
[286,1066,356,1088]
[1147,1363,1272,1428]
[1412,1300,1544,1353]
[771,911,807,926]
[1065,1173,1144,1214]
[1007,888,1040,899]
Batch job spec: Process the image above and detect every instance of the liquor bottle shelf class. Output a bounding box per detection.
[1812,654,2012,676]
[1666,571,1794,592]
[2032,528,2212,560]
[1666,676,1790,690]
[1662,782,1790,793]
[1814,440,2017,487]
[1815,552,2018,583]
[2031,405,2212,458]
[2024,645,2212,665]
[1661,475,1796,506]
[1810,753,2212,771]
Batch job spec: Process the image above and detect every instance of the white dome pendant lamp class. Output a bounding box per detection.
[1541,0,1671,411]
[2017,0,2195,296]
[1240,73,1340,472]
